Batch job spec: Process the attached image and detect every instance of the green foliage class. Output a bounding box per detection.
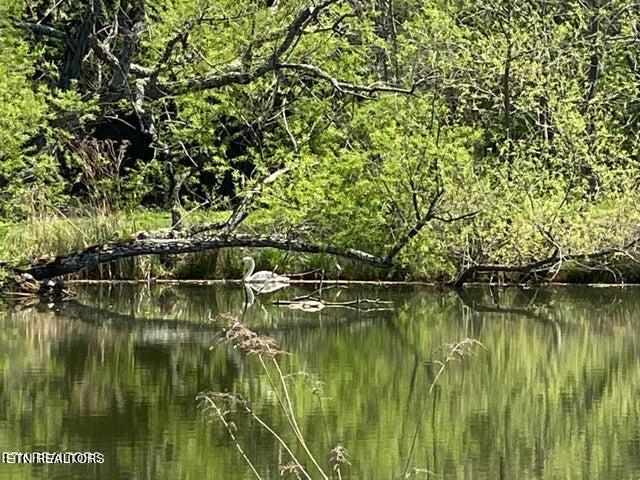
[0,11,56,216]
[2,0,640,280]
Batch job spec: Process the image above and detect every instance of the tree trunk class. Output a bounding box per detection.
[15,231,390,280]
[59,0,101,90]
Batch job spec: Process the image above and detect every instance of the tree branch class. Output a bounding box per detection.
[144,1,417,100]
[17,1,417,103]
[275,62,421,96]
[92,39,153,77]
[383,188,448,263]
[451,236,640,286]
[16,232,390,280]
[13,21,67,40]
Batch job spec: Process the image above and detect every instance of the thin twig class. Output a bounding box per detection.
[272,359,329,480]
[199,395,263,480]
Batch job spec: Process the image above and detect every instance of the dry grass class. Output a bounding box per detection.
[0,209,170,264]
[223,321,284,358]
[200,318,485,480]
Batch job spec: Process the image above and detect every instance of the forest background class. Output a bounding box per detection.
[2,0,640,284]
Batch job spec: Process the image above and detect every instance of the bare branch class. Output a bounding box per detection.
[431,211,479,223]
[92,40,153,76]
[14,21,67,40]
[144,1,417,99]
[275,62,420,96]
[451,236,640,286]
[383,188,445,263]
[16,231,390,280]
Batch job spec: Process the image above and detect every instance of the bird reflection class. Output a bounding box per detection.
[242,281,289,309]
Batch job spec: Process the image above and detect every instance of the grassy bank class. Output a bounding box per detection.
[0,209,385,282]
[2,205,640,285]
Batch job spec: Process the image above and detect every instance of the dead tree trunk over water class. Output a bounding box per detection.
[16,232,391,280]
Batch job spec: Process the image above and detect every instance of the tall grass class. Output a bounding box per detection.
[199,319,483,479]
[0,209,394,281]
[0,209,169,263]
[0,209,171,279]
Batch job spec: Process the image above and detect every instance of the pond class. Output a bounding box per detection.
[1,283,639,479]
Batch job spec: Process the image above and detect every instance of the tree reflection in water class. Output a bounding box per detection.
[0,284,639,479]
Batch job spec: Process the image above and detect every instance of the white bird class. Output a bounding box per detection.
[242,256,290,284]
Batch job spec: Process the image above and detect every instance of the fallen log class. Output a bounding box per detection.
[13,231,391,280]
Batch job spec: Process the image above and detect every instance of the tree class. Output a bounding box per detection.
[3,0,640,284]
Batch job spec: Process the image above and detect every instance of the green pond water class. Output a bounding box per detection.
[1,283,640,479]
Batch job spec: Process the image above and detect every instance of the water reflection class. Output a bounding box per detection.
[243,281,290,309]
[0,284,639,479]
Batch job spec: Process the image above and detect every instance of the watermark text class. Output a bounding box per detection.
[2,452,104,464]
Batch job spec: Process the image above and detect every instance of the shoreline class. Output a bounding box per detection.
[65,278,640,288]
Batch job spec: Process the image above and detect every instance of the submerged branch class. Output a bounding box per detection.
[452,288,556,324]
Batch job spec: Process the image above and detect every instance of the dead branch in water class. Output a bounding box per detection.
[452,288,556,324]
[274,298,392,307]
[273,296,394,313]
[451,236,640,286]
